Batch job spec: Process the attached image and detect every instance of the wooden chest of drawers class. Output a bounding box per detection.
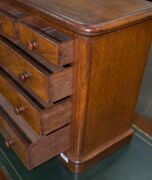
[0,0,152,173]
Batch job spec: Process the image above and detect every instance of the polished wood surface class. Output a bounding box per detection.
[0,0,152,173]
[5,0,152,35]
[62,20,152,172]
[0,71,72,135]
[0,114,30,167]
[18,16,74,66]
[61,129,133,173]
[0,38,73,104]
[0,2,27,40]
[0,110,71,170]
[0,12,17,40]
[83,19,152,153]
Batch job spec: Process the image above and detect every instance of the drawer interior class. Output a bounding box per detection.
[0,105,37,145]
[0,37,73,106]
[0,105,71,170]
[18,15,74,67]
[22,16,72,43]
[0,68,72,135]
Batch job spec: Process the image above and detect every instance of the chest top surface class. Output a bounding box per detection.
[4,0,152,35]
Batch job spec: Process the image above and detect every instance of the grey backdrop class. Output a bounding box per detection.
[136,44,152,120]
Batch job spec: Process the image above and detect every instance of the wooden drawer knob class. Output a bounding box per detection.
[5,139,15,149]
[14,105,25,115]
[27,40,39,51]
[19,71,31,82]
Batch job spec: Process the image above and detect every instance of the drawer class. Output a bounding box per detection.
[18,16,74,67]
[0,70,72,135]
[0,2,27,40]
[0,38,73,105]
[0,106,70,170]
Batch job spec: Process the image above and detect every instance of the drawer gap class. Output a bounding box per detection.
[1,68,72,110]
[0,36,54,74]
[63,63,73,68]
[22,16,72,43]
[53,96,71,105]
[45,29,72,42]
[46,124,70,136]
[0,2,27,19]
[0,68,45,110]
[22,16,55,33]
[15,42,62,73]
[0,106,32,145]
[0,11,16,21]
[22,23,60,43]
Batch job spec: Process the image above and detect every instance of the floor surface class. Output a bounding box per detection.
[136,44,152,120]
[0,128,152,180]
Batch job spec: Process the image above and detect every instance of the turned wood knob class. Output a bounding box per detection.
[5,139,15,149]
[27,40,39,51]
[19,71,31,82]
[14,105,25,115]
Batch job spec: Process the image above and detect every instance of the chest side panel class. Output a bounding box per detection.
[83,19,152,153]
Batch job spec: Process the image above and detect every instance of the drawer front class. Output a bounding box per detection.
[18,19,73,66]
[0,2,27,40]
[0,73,41,134]
[0,71,72,135]
[0,39,49,103]
[0,38,73,104]
[0,13,17,39]
[0,108,71,170]
[0,112,28,166]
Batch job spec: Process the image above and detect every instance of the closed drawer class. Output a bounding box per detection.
[0,2,27,40]
[0,38,73,106]
[0,107,70,170]
[0,70,72,135]
[18,16,74,67]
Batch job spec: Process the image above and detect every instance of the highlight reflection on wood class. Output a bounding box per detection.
[0,0,152,173]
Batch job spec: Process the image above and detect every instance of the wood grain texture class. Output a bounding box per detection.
[0,71,72,135]
[0,72,41,134]
[0,12,17,40]
[18,18,74,66]
[0,38,73,104]
[3,0,152,35]
[83,19,152,153]
[27,125,71,170]
[0,94,39,142]
[0,0,152,173]
[61,129,133,173]
[0,2,27,40]
[0,114,28,167]
[69,37,92,157]
[0,110,71,170]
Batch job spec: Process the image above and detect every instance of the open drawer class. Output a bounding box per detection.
[0,104,70,170]
[17,16,74,67]
[0,69,72,135]
[0,37,73,106]
[0,2,27,40]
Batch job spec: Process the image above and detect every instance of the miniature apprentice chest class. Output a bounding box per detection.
[0,0,152,173]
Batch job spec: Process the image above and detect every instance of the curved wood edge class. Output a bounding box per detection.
[4,0,152,36]
[134,112,152,137]
[59,129,133,173]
